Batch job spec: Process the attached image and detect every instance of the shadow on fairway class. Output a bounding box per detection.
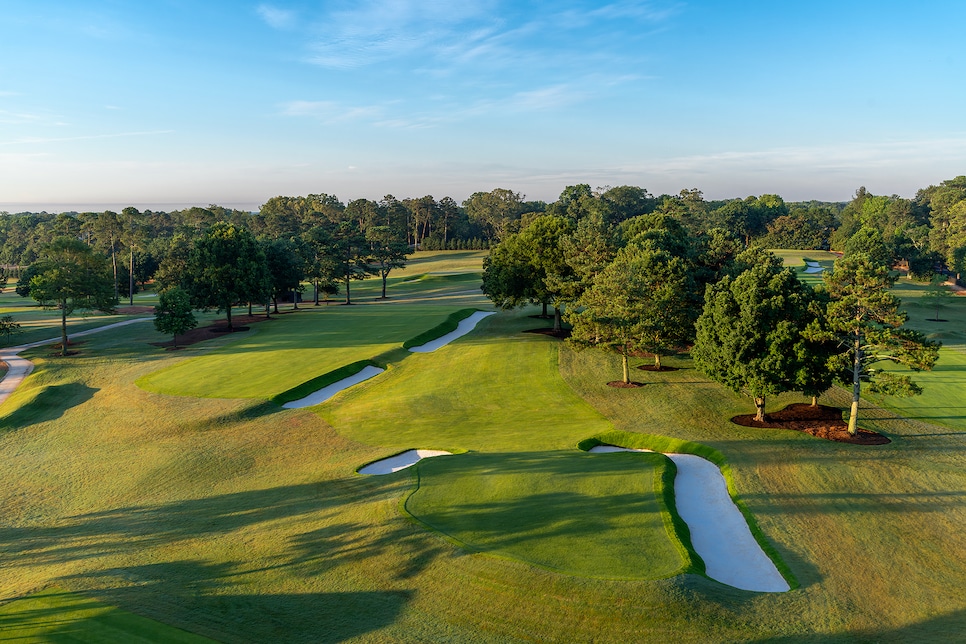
[749,607,966,643]
[59,561,413,643]
[0,383,98,431]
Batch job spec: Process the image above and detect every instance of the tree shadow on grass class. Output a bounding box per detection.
[0,383,98,431]
[749,608,966,643]
[59,560,413,643]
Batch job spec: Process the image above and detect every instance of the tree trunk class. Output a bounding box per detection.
[345,276,352,305]
[129,247,134,306]
[654,353,662,369]
[273,296,279,314]
[382,272,388,299]
[622,345,630,384]
[553,306,561,333]
[111,244,118,301]
[173,333,178,349]
[754,396,766,422]
[60,301,68,357]
[292,289,298,310]
[226,304,233,331]
[848,332,862,435]
[541,301,548,317]
[811,395,819,407]
[314,279,320,306]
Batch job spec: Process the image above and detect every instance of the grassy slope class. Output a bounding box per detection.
[323,310,686,581]
[135,250,489,400]
[0,251,964,642]
[0,587,213,642]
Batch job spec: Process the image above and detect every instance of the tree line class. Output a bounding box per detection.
[3,176,966,286]
[481,201,941,435]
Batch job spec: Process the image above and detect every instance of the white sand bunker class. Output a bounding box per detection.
[589,445,789,592]
[282,365,385,409]
[803,260,825,274]
[358,449,452,475]
[409,311,495,353]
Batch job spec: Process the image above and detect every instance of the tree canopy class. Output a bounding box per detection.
[29,237,116,356]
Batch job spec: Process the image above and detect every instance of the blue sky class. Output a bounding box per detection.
[2,1,964,212]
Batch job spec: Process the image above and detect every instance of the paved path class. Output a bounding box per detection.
[0,318,153,407]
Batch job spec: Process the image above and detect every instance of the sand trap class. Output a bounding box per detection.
[408,311,495,353]
[803,261,825,274]
[588,445,789,592]
[282,365,385,409]
[358,449,452,475]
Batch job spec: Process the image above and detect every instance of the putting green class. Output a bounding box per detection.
[405,450,686,579]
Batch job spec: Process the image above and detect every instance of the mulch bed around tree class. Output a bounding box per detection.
[151,313,275,350]
[732,403,891,445]
[524,327,572,339]
[607,381,644,388]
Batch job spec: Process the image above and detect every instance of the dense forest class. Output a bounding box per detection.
[1,176,965,289]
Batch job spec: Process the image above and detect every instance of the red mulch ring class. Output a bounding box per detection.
[524,327,572,339]
[732,403,891,445]
[637,364,679,372]
[607,381,644,388]
[151,314,274,350]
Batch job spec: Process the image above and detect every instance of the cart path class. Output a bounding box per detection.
[0,318,153,407]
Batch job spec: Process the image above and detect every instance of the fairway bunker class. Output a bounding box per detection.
[589,445,790,593]
[281,365,385,409]
[408,311,495,352]
[358,449,452,475]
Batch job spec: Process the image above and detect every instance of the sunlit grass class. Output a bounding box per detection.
[0,253,964,642]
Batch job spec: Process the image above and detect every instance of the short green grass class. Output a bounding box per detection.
[405,450,687,580]
[0,587,213,642]
[1,249,964,642]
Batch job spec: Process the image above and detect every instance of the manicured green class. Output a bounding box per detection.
[405,450,687,580]
[135,304,464,399]
[0,588,213,643]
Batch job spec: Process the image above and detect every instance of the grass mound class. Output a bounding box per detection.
[404,450,688,580]
[401,308,481,350]
[270,360,380,406]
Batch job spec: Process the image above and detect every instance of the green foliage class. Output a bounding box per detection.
[0,314,21,345]
[568,245,695,381]
[184,222,269,328]
[153,287,197,348]
[922,273,954,320]
[262,237,305,312]
[15,263,41,298]
[821,253,941,433]
[692,248,811,420]
[366,224,410,298]
[28,237,117,356]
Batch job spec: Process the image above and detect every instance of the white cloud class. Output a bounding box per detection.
[257,4,296,30]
